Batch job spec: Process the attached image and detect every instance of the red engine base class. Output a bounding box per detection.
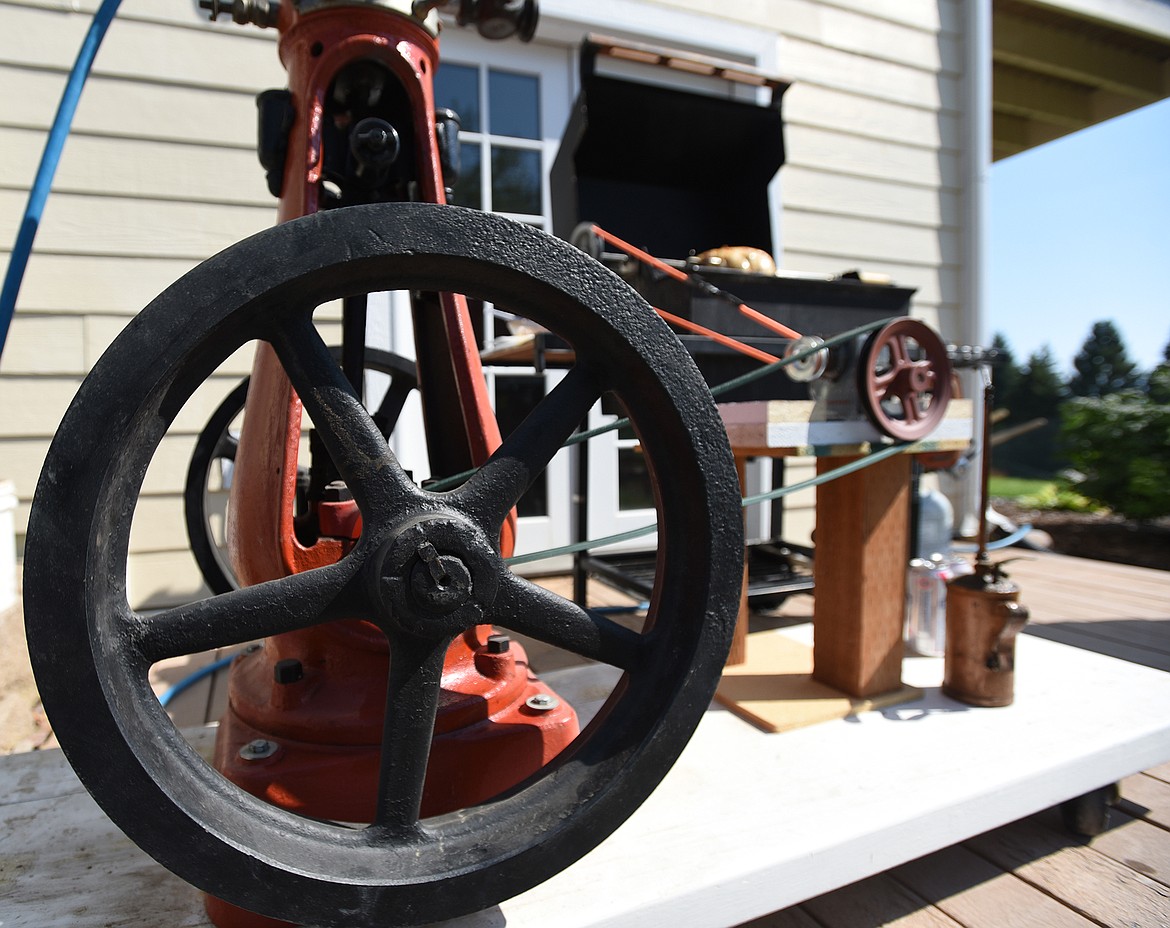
[206,624,579,927]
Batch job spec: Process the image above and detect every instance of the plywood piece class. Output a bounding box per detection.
[715,631,920,733]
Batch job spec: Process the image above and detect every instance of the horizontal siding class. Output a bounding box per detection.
[778,40,961,121]
[2,65,263,147]
[0,315,86,374]
[778,251,956,309]
[5,254,205,313]
[781,209,961,270]
[0,127,271,207]
[651,0,962,51]
[0,190,275,260]
[4,3,280,92]
[783,82,962,152]
[780,165,960,229]
[128,549,208,610]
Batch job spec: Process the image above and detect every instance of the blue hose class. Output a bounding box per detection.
[158,653,238,708]
[0,0,123,357]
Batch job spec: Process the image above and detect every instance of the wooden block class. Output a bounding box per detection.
[715,630,920,733]
[812,452,910,697]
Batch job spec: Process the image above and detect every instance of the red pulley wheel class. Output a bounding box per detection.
[858,318,953,441]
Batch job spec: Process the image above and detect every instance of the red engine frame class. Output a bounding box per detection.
[211,5,577,926]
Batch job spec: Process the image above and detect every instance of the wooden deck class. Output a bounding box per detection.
[5,550,1169,926]
[738,550,1170,927]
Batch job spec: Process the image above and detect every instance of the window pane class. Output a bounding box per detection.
[450,142,482,209]
[491,146,541,215]
[494,375,549,518]
[435,62,480,132]
[618,448,655,511]
[489,70,539,139]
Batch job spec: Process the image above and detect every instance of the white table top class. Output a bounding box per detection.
[4,630,1168,928]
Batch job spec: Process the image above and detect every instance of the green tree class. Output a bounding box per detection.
[1069,320,1140,398]
[989,332,1021,410]
[1148,337,1170,404]
[993,345,1067,477]
[1063,384,1170,520]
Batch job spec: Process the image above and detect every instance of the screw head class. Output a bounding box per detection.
[525,693,559,711]
[273,658,304,685]
[239,739,279,761]
[486,633,511,654]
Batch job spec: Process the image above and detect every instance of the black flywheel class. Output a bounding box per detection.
[23,203,743,926]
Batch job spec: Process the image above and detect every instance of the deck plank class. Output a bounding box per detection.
[1118,773,1170,831]
[964,812,1170,928]
[891,844,1098,928]
[799,873,963,928]
[1088,808,1170,889]
[1145,761,1170,786]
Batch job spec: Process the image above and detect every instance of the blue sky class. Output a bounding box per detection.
[988,96,1170,377]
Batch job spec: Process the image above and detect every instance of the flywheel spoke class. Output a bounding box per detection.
[271,313,416,521]
[492,573,644,672]
[455,365,600,531]
[370,632,453,838]
[130,558,366,664]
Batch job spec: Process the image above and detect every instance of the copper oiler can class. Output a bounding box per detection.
[943,566,1029,707]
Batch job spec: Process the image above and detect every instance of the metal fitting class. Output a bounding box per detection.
[239,739,280,760]
[486,633,511,654]
[525,693,559,711]
[199,0,281,28]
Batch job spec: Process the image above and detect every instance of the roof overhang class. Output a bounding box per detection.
[993,0,1170,159]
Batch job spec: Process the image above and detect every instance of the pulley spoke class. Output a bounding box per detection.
[130,558,366,664]
[492,574,645,672]
[270,313,415,520]
[456,365,600,530]
[888,335,910,368]
[370,632,452,838]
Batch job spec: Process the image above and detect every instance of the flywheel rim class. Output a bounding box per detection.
[24,203,743,926]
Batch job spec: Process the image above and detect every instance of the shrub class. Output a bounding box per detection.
[1062,376,1170,520]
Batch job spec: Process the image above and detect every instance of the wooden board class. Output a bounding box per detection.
[715,631,921,732]
[720,399,973,457]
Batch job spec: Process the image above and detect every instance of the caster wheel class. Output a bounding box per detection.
[859,318,953,441]
[184,347,418,594]
[24,202,743,927]
[1060,783,1119,837]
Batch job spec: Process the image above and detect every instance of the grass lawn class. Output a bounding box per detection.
[988,476,1054,499]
